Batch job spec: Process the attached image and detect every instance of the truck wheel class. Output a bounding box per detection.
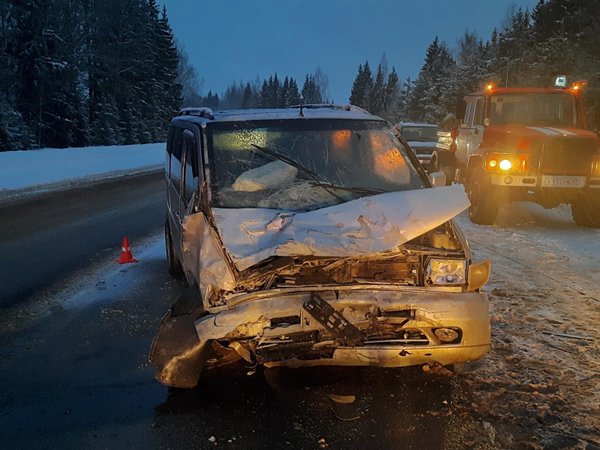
[165,219,184,277]
[467,169,499,225]
[571,196,600,228]
[429,151,454,186]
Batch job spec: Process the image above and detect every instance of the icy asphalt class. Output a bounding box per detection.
[0,202,598,448]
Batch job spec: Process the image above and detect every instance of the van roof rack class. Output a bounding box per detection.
[178,107,214,120]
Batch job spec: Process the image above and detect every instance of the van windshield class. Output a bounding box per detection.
[489,93,579,126]
[207,119,425,211]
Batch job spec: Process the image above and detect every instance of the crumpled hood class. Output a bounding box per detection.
[213,184,470,271]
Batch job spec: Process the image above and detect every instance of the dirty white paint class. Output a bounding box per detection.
[213,185,470,271]
[182,213,237,298]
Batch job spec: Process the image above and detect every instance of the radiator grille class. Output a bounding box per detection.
[540,138,595,175]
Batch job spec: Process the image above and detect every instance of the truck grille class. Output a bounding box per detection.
[540,138,595,175]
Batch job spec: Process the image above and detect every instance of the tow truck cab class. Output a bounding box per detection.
[434,79,600,226]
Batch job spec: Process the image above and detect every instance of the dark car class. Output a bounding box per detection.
[150,104,490,388]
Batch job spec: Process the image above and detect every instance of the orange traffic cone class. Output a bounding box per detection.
[117,236,138,264]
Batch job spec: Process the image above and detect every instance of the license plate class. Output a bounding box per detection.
[541,175,586,188]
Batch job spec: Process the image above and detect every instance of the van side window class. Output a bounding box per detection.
[182,130,198,204]
[170,127,184,188]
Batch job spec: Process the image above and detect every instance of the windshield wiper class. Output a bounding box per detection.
[250,144,385,199]
[250,144,344,201]
[308,181,384,196]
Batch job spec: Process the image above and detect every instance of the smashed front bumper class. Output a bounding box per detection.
[151,287,489,387]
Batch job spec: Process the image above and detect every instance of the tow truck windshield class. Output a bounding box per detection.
[489,93,579,127]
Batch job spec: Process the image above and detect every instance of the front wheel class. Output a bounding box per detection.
[466,169,499,225]
[571,196,600,228]
[165,219,184,277]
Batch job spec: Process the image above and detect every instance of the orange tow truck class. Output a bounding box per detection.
[431,77,600,226]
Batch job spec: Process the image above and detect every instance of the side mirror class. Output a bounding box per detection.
[483,118,491,127]
[428,171,447,188]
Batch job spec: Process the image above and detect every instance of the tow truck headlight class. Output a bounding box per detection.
[426,259,466,286]
[485,153,529,173]
[499,159,512,171]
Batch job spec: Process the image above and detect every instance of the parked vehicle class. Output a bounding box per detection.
[432,78,600,226]
[150,104,491,388]
[397,122,439,170]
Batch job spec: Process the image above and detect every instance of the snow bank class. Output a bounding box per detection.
[0,143,165,192]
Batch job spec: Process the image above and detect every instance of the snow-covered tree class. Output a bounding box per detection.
[384,67,400,121]
[349,62,372,110]
[302,74,322,104]
[369,64,386,116]
[407,37,457,123]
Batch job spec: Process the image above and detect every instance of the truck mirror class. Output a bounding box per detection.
[428,171,447,188]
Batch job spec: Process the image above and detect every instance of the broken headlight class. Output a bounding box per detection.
[426,258,466,286]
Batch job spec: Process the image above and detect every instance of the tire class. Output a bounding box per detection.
[429,151,454,186]
[466,169,499,225]
[571,196,600,228]
[165,219,184,277]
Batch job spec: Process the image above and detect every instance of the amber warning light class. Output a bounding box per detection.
[570,81,587,93]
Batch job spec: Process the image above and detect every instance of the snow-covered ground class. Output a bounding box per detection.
[454,202,600,448]
[0,143,164,198]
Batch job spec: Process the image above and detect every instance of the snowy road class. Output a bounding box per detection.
[0,199,599,449]
[0,171,164,307]
[454,202,600,449]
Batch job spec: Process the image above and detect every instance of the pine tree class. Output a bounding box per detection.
[0,1,34,150]
[396,77,414,121]
[491,8,534,87]
[384,67,400,121]
[370,64,386,116]
[280,77,290,108]
[154,5,182,138]
[407,37,457,123]
[286,78,300,106]
[349,61,372,110]
[241,82,256,109]
[302,75,321,104]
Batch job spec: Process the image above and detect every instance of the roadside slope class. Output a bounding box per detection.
[0,143,164,204]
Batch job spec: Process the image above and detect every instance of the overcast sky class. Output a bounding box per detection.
[160,0,539,103]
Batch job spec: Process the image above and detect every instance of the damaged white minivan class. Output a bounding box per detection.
[150,104,491,388]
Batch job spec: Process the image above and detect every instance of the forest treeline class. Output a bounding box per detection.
[349,0,600,130]
[0,0,181,151]
[2,0,599,151]
[189,67,331,111]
